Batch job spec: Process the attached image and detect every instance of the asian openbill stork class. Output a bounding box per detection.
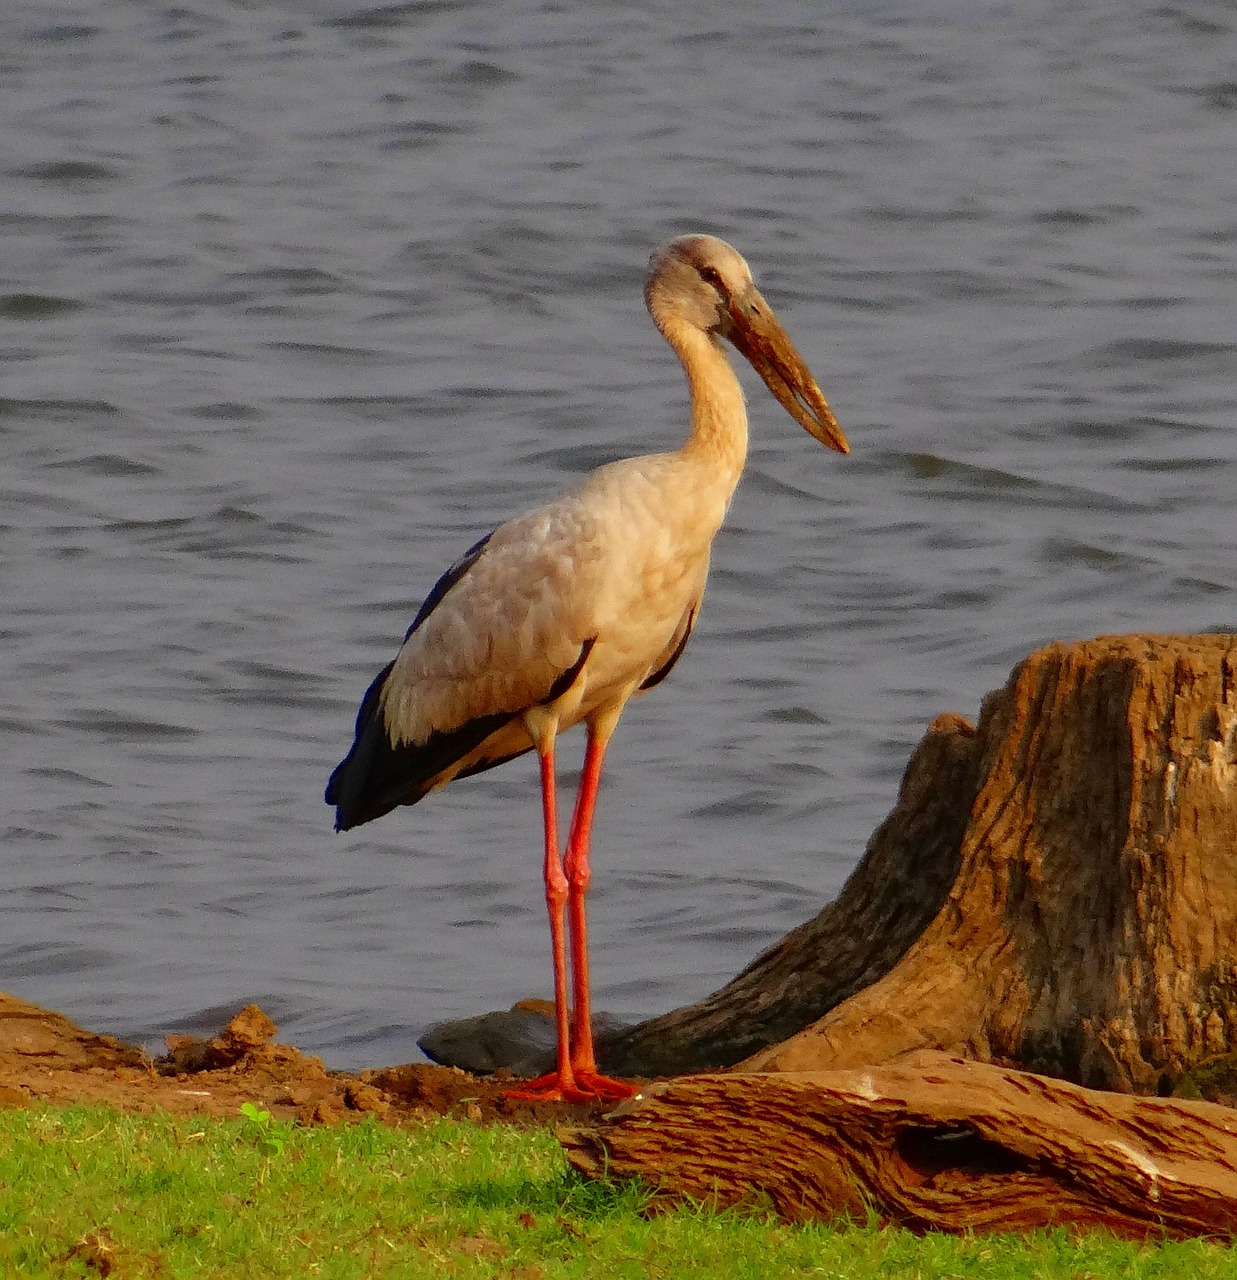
[326,234,849,1101]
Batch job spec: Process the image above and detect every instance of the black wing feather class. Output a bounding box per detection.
[326,523,597,833]
[327,697,515,832]
[326,530,498,831]
[404,531,493,641]
[639,605,698,692]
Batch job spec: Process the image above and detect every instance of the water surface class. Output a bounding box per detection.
[2,0,1234,1064]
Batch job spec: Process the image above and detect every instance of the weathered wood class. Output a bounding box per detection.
[600,710,980,1076]
[561,1055,1237,1237]
[601,634,1237,1094]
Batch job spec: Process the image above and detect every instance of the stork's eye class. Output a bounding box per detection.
[700,266,725,291]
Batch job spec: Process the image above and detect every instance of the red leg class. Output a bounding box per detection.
[503,735,585,1102]
[561,721,636,1101]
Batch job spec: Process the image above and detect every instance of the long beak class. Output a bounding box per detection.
[725,286,850,454]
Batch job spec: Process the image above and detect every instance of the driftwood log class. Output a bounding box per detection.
[601,633,1237,1092]
[561,1055,1237,1237]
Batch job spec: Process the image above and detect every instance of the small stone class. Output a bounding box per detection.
[419,1002,629,1076]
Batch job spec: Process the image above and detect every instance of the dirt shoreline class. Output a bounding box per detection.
[0,990,627,1127]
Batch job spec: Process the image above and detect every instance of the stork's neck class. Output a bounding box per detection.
[658,313,748,488]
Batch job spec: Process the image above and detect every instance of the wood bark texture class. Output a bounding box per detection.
[561,1056,1237,1237]
[601,634,1237,1093]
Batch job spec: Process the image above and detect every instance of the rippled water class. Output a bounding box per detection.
[2,0,1234,1066]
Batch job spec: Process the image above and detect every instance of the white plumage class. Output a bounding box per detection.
[384,455,712,767]
[327,233,849,1100]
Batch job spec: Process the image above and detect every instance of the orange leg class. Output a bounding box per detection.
[561,723,636,1101]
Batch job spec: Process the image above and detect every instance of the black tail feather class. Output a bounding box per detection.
[326,624,598,832]
[326,662,515,831]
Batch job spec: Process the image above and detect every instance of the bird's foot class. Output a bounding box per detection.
[571,1070,639,1101]
[502,1070,638,1104]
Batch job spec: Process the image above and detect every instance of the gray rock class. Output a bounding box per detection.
[418,1000,630,1077]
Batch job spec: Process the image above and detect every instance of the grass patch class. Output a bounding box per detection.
[0,1106,1234,1277]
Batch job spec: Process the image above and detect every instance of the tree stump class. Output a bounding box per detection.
[560,1055,1237,1237]
[601,633,1237,1093]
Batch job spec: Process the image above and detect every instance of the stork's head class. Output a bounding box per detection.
[645,234,849,454]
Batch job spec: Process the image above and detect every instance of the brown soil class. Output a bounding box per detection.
[0,990,631,1127]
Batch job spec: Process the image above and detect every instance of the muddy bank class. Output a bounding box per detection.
[0,990,631,1127]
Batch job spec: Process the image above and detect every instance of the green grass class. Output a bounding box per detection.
[1,1106,1236,1278]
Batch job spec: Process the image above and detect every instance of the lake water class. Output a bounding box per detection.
[2,0,1234,1067]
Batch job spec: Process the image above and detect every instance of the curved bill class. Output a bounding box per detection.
[725,286,850,454]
